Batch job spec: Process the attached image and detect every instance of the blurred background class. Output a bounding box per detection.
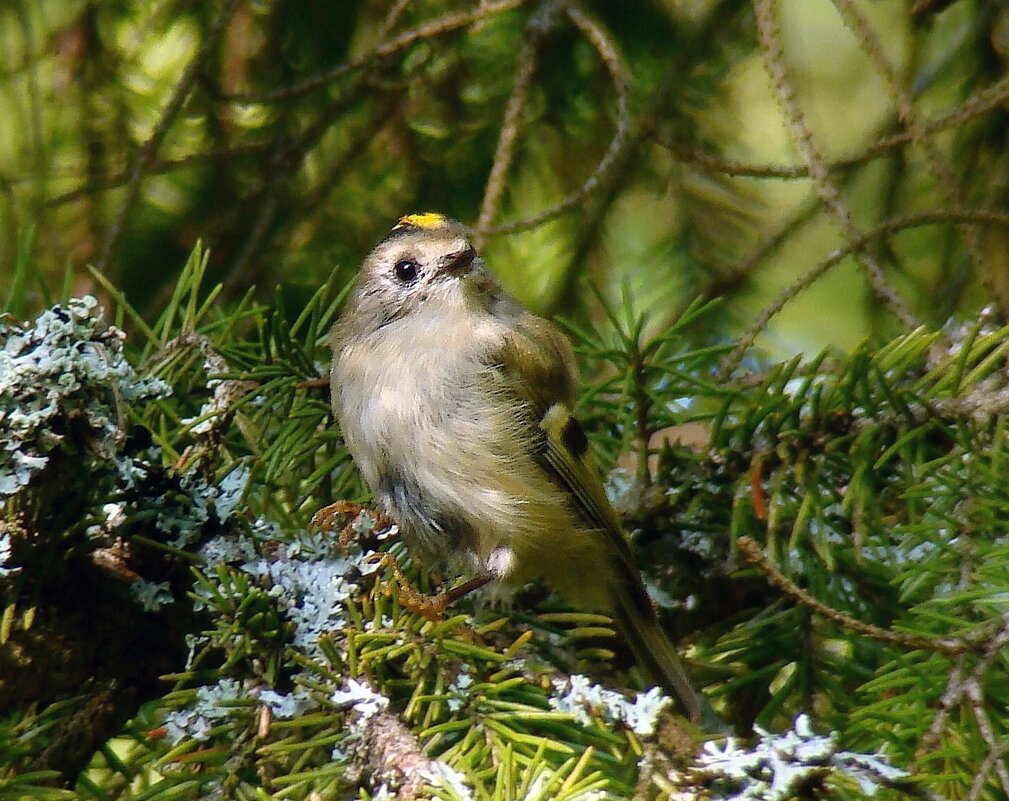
[1,0,1007,359]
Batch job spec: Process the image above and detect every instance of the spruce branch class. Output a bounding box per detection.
[344,706,438,800]
[964,678,1009,799]
[473,0,564,249]
[752,0,919,329]
[720,209,1009,376]
[917,612,1009,758]
[95,0,243,272]
[829,0,986,291]
[737,536,965,655]
[475,1,633,238]
[46,143,274,208]
[205,0,531,103]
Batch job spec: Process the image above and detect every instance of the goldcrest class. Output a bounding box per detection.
[328,213,709,724]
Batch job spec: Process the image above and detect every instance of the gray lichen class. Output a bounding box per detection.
[695,714,908,799]
[549,674,671,736]
[198,522,383,657]
[0,296,170,500]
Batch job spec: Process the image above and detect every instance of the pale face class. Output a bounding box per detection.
[366,228,475,295]
[348,218,497,334]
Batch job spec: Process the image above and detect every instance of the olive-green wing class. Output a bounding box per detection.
[493,317,716,725]
[491,313,578,414]
[492,316,637,568]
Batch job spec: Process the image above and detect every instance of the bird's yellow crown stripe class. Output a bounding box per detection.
[394,212,448,231]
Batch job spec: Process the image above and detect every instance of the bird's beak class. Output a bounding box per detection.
[440,246,476,277]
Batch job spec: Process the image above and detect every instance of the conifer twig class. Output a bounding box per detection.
[720,208,1009,376]
[474,0,564,249]
[376,0,415,39]
[208,0,529,103]
[46,143,274,208]
[829,0,986,294]
[347,707,437,800]
[964,679,1009,798]
[737,536,964,655]
[476,2,632,237]
[52,67,1009,209]
[970,742,1009,801]
[95,0,243,272]
[752,0,919,329]
[916,611,1009,760]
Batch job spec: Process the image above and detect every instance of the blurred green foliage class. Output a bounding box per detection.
[1,0,1008,358]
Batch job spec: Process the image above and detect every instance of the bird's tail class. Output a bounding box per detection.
[610,574,717,728]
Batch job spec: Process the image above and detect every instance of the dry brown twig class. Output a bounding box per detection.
[731,497,1009,798]
[829,0,987,294]
[473,0,565,249]
[719,208,1009,376]
[970,743,1009,801]
[916,609,1009,798]
[95,0,243,273]
[653,66,1009,179]
[46,143,274,208]
[475,1,633,238]
[751,0,919,329]
[211,0,530,104]
[343,706,439,800]
[719,4,1009,376]
[965,678,1009,798]
[57,54,1009,211]
[917,612,1009,757]
[376,0,415,39]
[737,535,983,656]
[741,528,1009,800]
[662,63,1009,359]
[93,0,531,278]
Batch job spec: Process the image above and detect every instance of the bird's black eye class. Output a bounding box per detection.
[394,259,419,283]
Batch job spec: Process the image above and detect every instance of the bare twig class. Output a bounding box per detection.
[738,535,970,655]
[297,98,401,215]
[474,1,564,249]
[655,136,854,179]
[830,0,986,295]
[752,0,918,329]
[720,208,1009,376]
[95,0,243,272]
[376,0,415,39]
[226,93,401,295]
[940,72,1009,132]
[47,143,274,208]
[475,2,632,238]
[210,0,529,103]
[50,67,1009,211]
[220,0,421,294]
[658,71,1009,183]
[916,612,1009,765]
[707,178,857,366]
[215,78,368,293]
[970,742,1009,801]
[965,679,1009,798]
[345,707,438,800]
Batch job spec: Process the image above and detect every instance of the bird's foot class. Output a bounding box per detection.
[310,500,393,550]
[365,552,495,622]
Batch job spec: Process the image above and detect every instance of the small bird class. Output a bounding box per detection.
[329,213,710,724]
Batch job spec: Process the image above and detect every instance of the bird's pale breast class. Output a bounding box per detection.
[333,308,580,579]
